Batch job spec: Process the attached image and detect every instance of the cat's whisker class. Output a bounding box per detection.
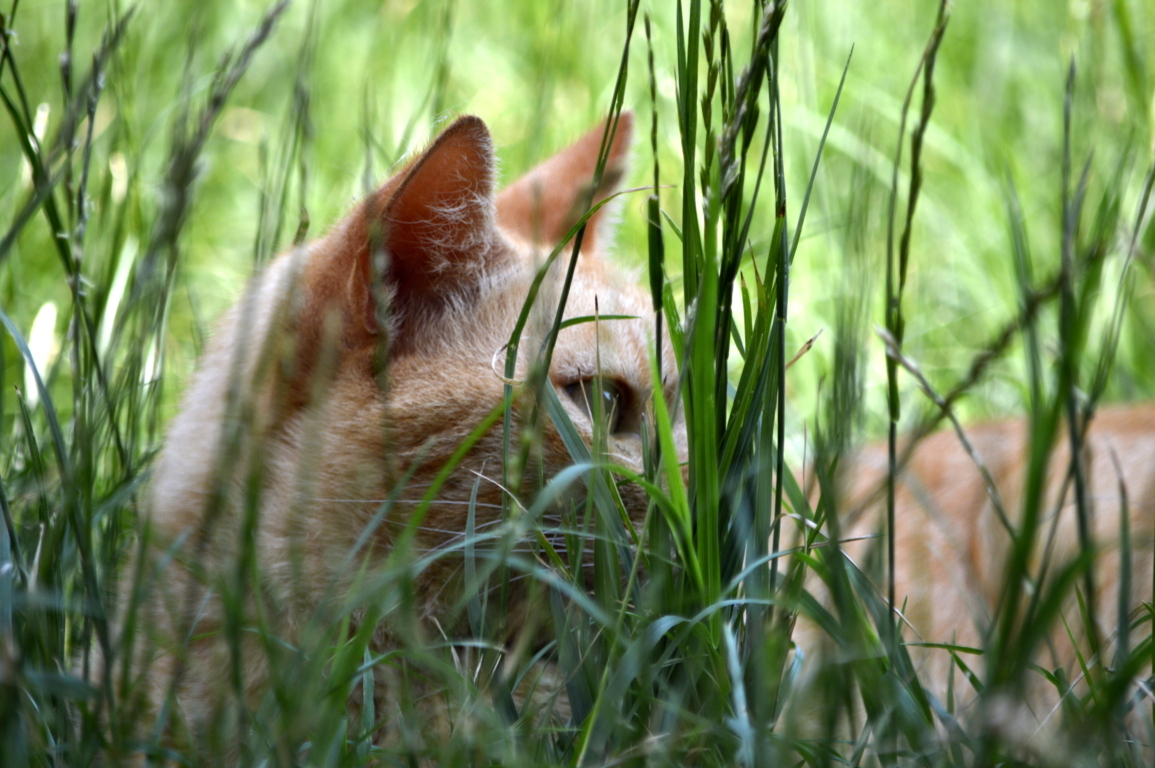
[390,518,510,537]
[593,450,643,469]
[464,468,522,500]
[313,497,508,511]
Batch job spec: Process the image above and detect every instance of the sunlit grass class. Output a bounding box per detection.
[1,0,1154,764]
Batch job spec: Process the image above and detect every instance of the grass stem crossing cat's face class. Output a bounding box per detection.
[131,113,682,737]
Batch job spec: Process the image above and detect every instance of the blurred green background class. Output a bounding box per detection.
[2,0,1153,440]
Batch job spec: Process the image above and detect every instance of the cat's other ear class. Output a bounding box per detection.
[496,111,633,252]
[308,115,498,356]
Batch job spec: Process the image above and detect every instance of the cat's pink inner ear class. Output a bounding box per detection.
[496,111,633,251]
[375,115,498,294]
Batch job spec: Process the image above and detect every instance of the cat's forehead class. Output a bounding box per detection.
[567,252,648,313]
[548,253,657,384]
[495,231,648,311]
[481,233,662,388]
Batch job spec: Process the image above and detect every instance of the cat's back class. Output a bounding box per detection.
[825,404,1155,704]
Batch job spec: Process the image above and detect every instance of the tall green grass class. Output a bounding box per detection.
[2,0,1155,765]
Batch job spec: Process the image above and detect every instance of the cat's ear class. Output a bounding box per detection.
[370,115,497,296]
[496,111,633,252]
[308,115,498,356]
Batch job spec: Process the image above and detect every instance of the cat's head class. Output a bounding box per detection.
[292,114,683,613]
[152,115,684,618]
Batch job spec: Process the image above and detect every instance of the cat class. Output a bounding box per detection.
[793,404,1155,755]
[112,111,683,756]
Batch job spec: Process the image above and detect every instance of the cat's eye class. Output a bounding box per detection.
[566,378,628,434]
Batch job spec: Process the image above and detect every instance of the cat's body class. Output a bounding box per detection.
[795,404,1155,751]
[117,113,678,752]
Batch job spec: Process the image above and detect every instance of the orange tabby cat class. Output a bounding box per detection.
[116,113,680,752]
